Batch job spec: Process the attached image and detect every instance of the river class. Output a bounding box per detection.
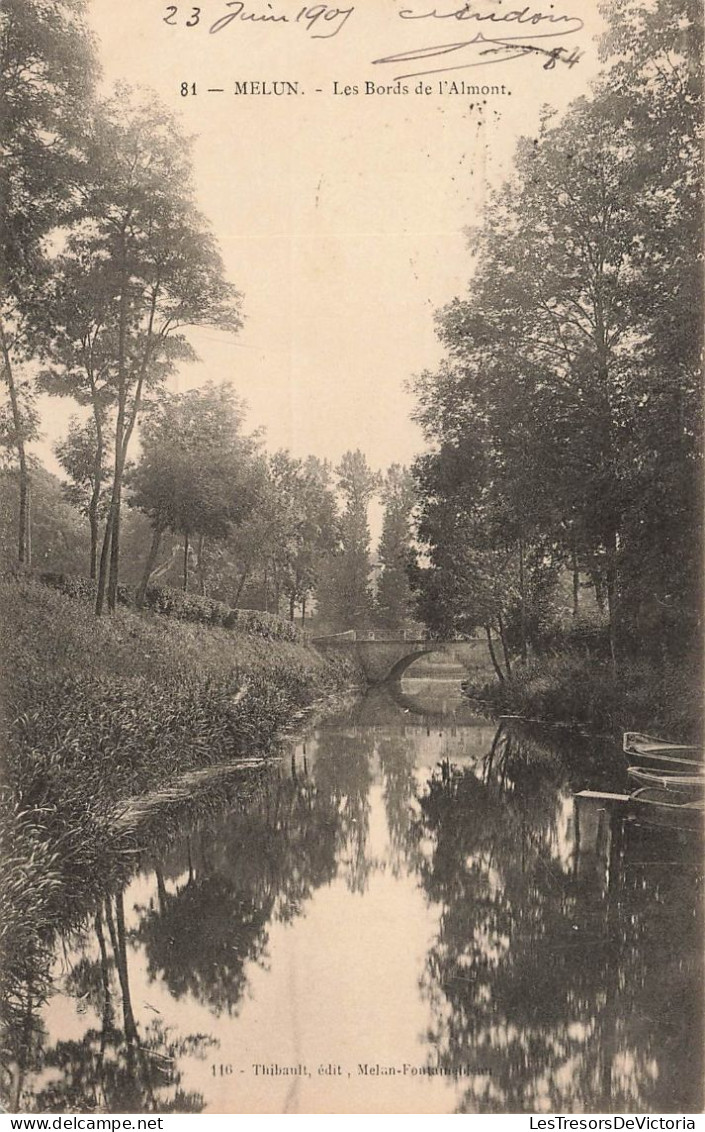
[8,675,704,1114]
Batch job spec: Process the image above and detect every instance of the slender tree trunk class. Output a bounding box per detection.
[301,595,306,625]
[85,391,105,581]
[104,257,130,614]
[605,527,619,678]
[113,892,138,1043]
[136,523,164,607]
[233,563,251,610]
[95,510,113,615]
[96,290,126,616]
[593,309,619,673]
[155,865,168,914]
[107,464,123,611]
[103,234,159,614]
[196,533,207,596]
[572,541,580,620]
[182,531,190,591]
[593,573,606,614]
[25,482,31,566]
[13,984,35,1112]
[497,612,512,677]
[94,910,114,1027]
[518,537,528,661]
[289,593,296,621]
[485,624,505,683]
[88,428,104,580]
[0,321,31,566]
[93,910,112,1109]
[105,895,138,1044]
[89,510,99,580]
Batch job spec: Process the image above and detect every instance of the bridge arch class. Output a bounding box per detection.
[312,634,491,686]
[384,649,440,684]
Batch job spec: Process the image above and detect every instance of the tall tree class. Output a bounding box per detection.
[0,465,90,574]
[269,454,338,622]
[375,465,417,630]
[128,383,258,602]
[412,0,702,670]
[55,417,111,578]
[0,0,97,564]
[316,450,380,631]
[208,474,284,611]
[596,0,703,658]
[39,87,242,613]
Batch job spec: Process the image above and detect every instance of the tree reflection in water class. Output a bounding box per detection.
[376,732,424,879]
[135,770,341,1014]
[414,727,703,1113]
[9,900,212,1113]
[308,727,376,893]
[4,708,702,1115]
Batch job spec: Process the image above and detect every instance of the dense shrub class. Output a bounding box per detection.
[142,585,301,641]
[39,572,132,606]
[232,607,301,642]
[466,650,702,741]
[141,583,231,625]
[39,573,301,642]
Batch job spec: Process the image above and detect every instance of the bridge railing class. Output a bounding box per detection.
[312,629,484,645]
[312,628,432,643]
[311,630,357,643]
[352,629,430,642]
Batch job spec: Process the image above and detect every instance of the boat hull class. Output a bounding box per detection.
[627,765,705,796]
[623,731,703,772]
[628,786,704,832]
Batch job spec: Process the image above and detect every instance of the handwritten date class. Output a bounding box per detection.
[163,3,354,39]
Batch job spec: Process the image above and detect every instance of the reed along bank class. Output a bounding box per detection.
[0,574,360,1038]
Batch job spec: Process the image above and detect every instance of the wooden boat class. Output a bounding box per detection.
[575,786,704,834]
[623,732,703,772]
[627,765,705,795]
[628,786,704,832]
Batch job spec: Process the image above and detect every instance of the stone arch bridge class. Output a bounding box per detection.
[311,630,491,686]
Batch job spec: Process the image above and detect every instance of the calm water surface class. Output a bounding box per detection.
[13,677,704,1114]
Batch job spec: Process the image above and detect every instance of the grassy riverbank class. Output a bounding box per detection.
[0,576,359,1037]
[465,651,702,741]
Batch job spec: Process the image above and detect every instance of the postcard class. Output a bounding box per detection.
[1,0,702,1118]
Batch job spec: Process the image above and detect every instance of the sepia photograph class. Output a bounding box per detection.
[0,0,702,1116]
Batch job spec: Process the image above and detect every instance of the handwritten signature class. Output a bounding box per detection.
[372,4,585,80]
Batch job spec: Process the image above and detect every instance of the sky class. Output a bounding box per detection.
[35,0,607,489]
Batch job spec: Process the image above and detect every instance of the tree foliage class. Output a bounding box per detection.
[316,450,380,631]
[0,0,98,566]
[38,87,243,612]
[129,383,258,598]
[411,0,703,671]
[55,417,112,578]
[375,465,417,630]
